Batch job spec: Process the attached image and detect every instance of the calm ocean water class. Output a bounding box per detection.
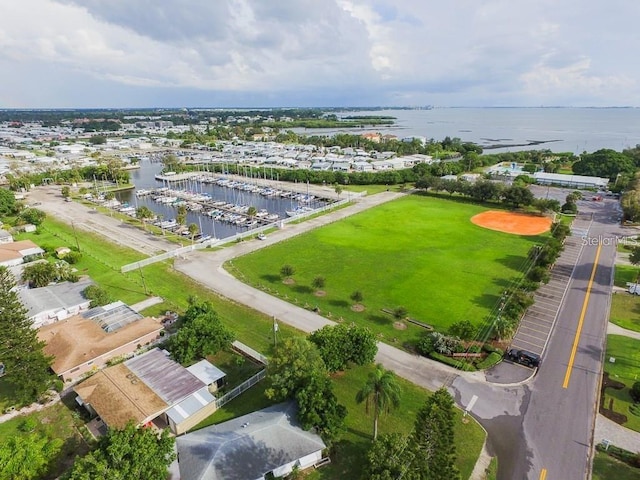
[297,108,640,154]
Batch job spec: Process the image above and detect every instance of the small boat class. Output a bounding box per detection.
[286,206,314,217]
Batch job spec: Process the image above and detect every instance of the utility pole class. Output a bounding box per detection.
[273,316,278,349]
[71,221,80,251]
[139,264,149,295]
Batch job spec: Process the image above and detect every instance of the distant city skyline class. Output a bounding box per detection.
[1,1,638,109]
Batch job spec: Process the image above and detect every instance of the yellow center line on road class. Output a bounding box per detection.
[539,468,547,480]
[562,242,602,389]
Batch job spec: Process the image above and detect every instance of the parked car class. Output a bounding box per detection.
[506,348,541,368]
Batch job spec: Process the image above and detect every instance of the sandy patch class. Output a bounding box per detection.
[393,321,407,330]
[314,290,326,297]
[351,304,365,312]
[283,278,295,285]
[471,210,552,235]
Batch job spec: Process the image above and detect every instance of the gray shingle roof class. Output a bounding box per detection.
[176,402,326,480]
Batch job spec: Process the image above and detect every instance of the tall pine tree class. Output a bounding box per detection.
[0,266,53,404]
[409,387,460,480]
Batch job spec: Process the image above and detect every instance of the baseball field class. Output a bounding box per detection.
[228,194,549,343]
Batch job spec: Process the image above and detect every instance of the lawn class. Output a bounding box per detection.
[345,184,408,195]
[0,400,90,479]
[190,363,485,480]
[206,350,264,388]
[485,457,498,480]
[228,194,545,344]
[609,293,640,332]
[603,335,640,432]
[592,452,640,480]
[614,264,638,288]
[15,218,303,355]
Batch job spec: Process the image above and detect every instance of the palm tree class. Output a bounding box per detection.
[136,206,154,231]
[393,306,408,321]
[350,290,364,305]
[188,223,199,244]
[177,204,187,226]
[312,275,325,292]
[356,364,401,440]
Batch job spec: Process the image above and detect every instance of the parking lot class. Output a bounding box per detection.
[508,214,592,358]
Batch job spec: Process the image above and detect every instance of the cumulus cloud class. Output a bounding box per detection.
[0,0,637,107]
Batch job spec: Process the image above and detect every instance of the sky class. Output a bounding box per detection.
[1,0,638,108]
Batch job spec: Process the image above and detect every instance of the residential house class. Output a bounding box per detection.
[353,161,373,172]
[176,402,327,480]
[0,229,13,244]
[38,301,163,381]
[74,348,225,435]
[0,239,44,267]
[19,277,93,328]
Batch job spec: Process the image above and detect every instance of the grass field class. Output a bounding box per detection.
[229,194,545,344]
[609,294,640,332]
[15,218,302,355]
[592,452,640,480]
[603,335,640,432]
[614,264,638,288]
[191,363,485,480]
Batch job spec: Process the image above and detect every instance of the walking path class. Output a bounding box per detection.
[607,321,640,340]
[594,414,640,454]
[130,296,164,312]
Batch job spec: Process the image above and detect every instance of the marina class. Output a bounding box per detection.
[114,161,333,240]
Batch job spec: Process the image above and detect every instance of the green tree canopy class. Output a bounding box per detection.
[572,148,635,180]
[280,264,295,279]
[0,267,53,404]
[409,388,460,480]
[309,323,377,372]
[135,206,154,230]
[168,299,234,365]
[18,208,46,226]
[22,261,57,288]
[363,433,415,480]
[83,284,113,308]
[501,185,534,208]
[0,432,63,480]
[0,188,16,216]
[295,373,347,442]
[66,423,175,480]
[265,337,326,401]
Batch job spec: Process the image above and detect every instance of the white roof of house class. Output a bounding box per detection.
[186,360,226,386]
[176,402,326,480]
[165,386,215,425]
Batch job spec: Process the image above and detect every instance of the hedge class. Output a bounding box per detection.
[476,352,503,370]
[429,352,477,371]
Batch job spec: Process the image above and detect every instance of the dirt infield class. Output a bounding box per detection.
[471,210,552,235]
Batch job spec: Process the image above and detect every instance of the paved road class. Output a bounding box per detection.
[27,185,176,256]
